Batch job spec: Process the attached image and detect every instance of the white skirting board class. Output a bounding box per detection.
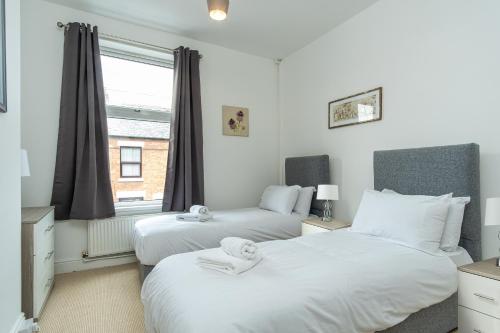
[55,255,137,274]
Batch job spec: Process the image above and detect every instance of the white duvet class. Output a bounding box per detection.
[141,230,458,333]
[134,208,302,266]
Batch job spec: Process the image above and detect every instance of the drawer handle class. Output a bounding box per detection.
[473,292,495,302]
[44,250,54,261]
[45,277,53,288]
[45,225,54,232]
[473,329,482,333]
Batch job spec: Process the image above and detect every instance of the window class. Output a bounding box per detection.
[100,39,173,210]
[120,146,142,178]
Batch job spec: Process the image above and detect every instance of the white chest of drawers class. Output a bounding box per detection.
[458,258,500,333]
[22,206,55,320]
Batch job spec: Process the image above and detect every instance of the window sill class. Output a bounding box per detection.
[118,178,144,182]
[114,200,163,217]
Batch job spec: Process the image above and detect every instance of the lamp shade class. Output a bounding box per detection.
[207,0,229,21]
[317,185,339,201]
[485,197,500,226]
[21,149,30,177]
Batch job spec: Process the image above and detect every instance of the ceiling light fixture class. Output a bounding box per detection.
[207,0,229,21]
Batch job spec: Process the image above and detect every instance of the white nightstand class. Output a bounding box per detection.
[458,258,500,332]
[301,216,351,235]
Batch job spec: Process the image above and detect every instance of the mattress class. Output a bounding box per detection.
[133,207,302,265]
[141,230,459,333]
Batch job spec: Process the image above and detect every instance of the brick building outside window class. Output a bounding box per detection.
[108,118,169,203]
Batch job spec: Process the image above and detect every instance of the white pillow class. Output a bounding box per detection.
[293,186,315,217]
[351,190,450,253]
[259,185,300,215]
[382,189,470,251]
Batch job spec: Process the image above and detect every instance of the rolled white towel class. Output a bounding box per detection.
[176,213,212,222]
[190,205,210,215]
[220,237,258,260]
[197,248,262,275]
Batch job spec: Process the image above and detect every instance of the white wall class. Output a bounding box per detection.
[21,0,279,271]
[0,0,22,331]
[280,0,500,259]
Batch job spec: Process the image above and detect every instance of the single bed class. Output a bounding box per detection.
[134,208,302,265]
[134,155,330,280]
[141,143,481,333]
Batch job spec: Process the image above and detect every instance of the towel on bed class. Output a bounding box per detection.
[221,237,258,260]
[190,205,210,215]
[176,213,212,222]
[197,248,262,275]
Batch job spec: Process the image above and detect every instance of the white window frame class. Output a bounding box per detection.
[101,40,172,216]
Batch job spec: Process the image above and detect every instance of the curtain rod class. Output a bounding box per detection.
[56,21,203,59]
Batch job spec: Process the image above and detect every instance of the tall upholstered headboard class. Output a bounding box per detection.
[373,143,481,262]
[285,155,330,216]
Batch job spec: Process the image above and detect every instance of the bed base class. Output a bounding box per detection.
[138,263,155,283]
[378,293,457,333]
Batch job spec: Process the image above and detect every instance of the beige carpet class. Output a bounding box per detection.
[38,264,145,333]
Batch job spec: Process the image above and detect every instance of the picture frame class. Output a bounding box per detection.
[328,87,382,129]
[0,0,6,113]
[222,105,249,137]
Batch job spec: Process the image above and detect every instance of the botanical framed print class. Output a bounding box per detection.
[328,87,382,129]
[222,106,249,137]
[0,0,6,113]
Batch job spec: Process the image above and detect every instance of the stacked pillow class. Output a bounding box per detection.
[351,189,470,253]
[259,185,316,217]
[381,189,470,252]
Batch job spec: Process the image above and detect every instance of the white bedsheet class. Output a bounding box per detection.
[141,230,458,333]
[133,208,301,265]
[442,246,473,267]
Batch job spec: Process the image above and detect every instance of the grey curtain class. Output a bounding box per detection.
[51,23,115,220]
[162,47,204,212]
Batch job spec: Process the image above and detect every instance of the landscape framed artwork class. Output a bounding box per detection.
[328,87,382,129]
[222,105,249,137]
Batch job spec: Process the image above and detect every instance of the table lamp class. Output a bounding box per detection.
[317,185,339,222]
[485,197,500,266]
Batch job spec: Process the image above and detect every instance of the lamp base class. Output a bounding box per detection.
[322,200,333,222]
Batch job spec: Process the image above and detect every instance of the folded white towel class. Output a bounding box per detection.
[197,248,263,275]
[220,237,258,260]
[190,205,210,215]
[176,213,212,222]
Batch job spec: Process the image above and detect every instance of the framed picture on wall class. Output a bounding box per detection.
[0,0,6,113]
[328,87,382,129]
[222,105,249,137]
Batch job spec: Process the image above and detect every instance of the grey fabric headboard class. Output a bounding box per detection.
[373,143,481,262]
[285,155,330,216]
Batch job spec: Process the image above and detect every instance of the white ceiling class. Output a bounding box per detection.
[44,0,379,59]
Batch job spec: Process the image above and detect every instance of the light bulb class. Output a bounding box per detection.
[210,9,227,21]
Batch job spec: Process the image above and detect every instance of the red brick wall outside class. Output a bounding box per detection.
[109,137,169,202]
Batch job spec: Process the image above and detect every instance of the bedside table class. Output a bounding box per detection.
[458,258,500,332]
[302,217,351,235]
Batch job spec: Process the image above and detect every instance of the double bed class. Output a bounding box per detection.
[134,155,330,280]
[141,143,481,333]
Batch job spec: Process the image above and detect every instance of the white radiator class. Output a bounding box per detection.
[87,214,157,258]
